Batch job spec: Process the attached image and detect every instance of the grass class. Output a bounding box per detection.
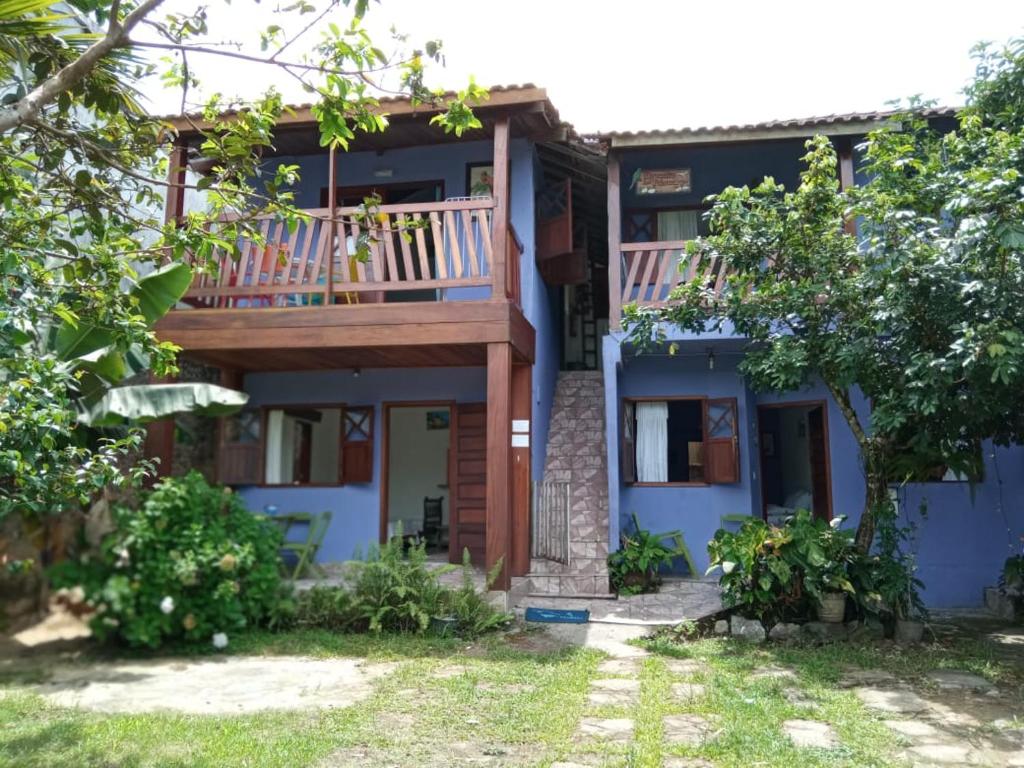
[1,620,1021,767]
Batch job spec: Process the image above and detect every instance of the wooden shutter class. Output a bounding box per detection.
[704,397,739,484]
[217,410,262,485]
[807,406,831,521]
[340,406,374,484]
[621,400,636,484]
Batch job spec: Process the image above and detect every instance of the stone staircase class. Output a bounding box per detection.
[514,371,612,598]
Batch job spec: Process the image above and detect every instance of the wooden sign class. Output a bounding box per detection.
[635,168,692,195]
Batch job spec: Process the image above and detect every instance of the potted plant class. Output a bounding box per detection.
[608,513,680,596]
[787,511,857,624]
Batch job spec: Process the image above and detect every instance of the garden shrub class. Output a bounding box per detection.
[293,538,510,638]
[50,471,285,649]
[707,510,858,631]
[608,519,680,596]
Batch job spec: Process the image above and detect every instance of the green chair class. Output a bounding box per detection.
[279,510,332,579]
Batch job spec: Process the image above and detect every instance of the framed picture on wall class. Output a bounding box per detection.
[465,162,494,197]
[426,410,450,430]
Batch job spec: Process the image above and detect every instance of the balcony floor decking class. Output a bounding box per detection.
[155,299,535,371]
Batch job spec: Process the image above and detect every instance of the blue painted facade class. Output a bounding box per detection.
[233,137,562,561]
[605,137,1024,609]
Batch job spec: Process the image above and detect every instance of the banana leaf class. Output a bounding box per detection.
[79,383,248,427]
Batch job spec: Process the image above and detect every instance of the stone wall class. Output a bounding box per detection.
[170,360,220,482]
[527,371,611,596]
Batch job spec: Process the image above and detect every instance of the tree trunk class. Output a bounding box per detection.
[855,470,890,552]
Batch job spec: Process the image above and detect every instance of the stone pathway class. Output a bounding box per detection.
[849,666,1024,766]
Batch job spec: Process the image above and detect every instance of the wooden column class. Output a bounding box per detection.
[838,141,856,235]
[213,368,243,484]
[144,374,176,480]
[146,139,189,478]
[607,153,622,330]
[510,363,531,577]
[163,139,188,226]
[490,115,510,301]
[485,341,512,589]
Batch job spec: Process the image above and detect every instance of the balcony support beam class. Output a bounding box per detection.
[607,153,622,330]
[486,341,512,590]
[491,115,510,301]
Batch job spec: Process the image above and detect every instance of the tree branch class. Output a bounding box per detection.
[0,0,166,134]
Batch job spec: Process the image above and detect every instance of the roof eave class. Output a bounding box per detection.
[607,118,901,150]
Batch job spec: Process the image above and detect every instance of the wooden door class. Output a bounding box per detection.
[450,403,487,564]
[807,406,832,521]
[705,397,740,484]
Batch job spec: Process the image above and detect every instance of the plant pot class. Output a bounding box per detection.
[894,619,924,644]
[429,615,458,637]
[816,592,846,624]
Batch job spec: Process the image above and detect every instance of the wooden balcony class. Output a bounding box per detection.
[157,198,531,372]
[617,240,728,310]
[183,198,520,308]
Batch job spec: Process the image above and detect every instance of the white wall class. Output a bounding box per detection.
[387,406,451,534]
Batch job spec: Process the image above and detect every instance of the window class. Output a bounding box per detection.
[623,397,739,486]
[888,442,984,484]
[265,407,341,485]
[624,207,708,242]
[216,405,374,487]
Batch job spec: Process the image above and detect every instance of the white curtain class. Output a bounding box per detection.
[658,210,699,241]
[264,410,285,484]
[636,401,669,482]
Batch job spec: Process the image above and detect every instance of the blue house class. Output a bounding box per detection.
[153,89,1024,609]
[600,111,1024,609]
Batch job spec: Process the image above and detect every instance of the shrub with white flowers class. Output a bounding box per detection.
[50,472,285,649]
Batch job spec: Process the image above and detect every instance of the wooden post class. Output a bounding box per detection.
[326,144,337,305]
[163,139,188,227]
[838,140,856,235]
[485,341,512,589]
[490,115,510,301]
[144,374,176,481]
[146,142,189,478]
[607,153,622,330]
[510,363,531,577]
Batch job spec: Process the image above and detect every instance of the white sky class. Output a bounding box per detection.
[142,0,1024,133]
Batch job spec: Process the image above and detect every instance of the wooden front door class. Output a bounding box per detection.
[450,403,487,564]
[807,406,832,521]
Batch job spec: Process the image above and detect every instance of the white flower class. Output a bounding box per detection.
[115,547,130,568]
[722,561,736,575]
[212,632,228,650]
[159,596,175,614]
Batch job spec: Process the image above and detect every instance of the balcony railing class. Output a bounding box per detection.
[618,240,729,309]
[183,198,521,308]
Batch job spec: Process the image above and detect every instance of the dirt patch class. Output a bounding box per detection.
[27,655,395,714]
[322,740,538,767]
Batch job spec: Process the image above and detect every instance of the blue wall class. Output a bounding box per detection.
[604,344,1024,608]
[618,140,807,236]
[237,367,486,562]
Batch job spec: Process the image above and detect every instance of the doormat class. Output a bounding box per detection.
[524,607,590,624]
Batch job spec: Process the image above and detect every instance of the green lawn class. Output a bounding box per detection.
[1,621,1021,767]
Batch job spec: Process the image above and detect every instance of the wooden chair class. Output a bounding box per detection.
[279,510,332,579]
[422,496,445,549]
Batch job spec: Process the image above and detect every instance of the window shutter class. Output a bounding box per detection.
[217,410,262,485]
[340,406,374,484]
[621,401,636,484]
[704,397,739,484]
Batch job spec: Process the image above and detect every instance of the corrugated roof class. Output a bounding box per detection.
[587,106,958,148]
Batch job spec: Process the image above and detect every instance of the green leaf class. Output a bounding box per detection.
[132,263,193,325]
[78,383,249,427]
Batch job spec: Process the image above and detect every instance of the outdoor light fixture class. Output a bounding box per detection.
[352,367,361,378]
[707,348,715,371]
